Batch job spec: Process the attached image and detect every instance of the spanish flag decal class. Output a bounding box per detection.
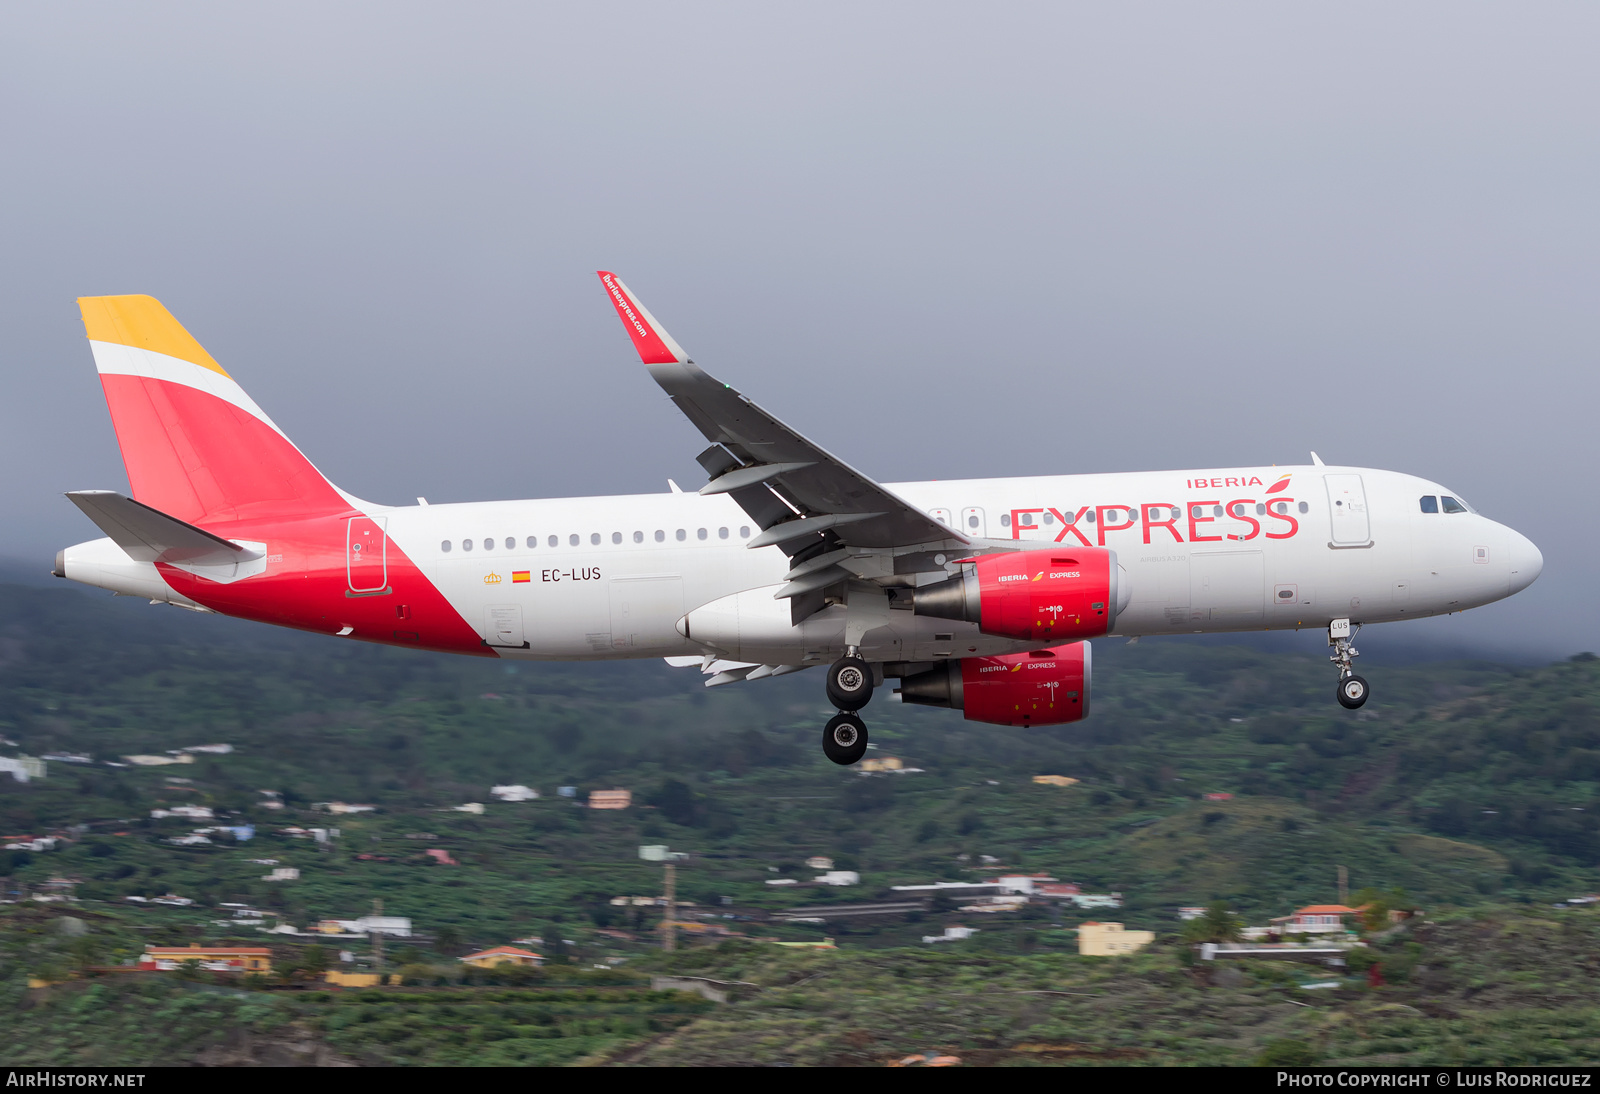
[512,571,531,583]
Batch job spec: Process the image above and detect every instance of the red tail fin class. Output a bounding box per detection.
[79,296,350,525]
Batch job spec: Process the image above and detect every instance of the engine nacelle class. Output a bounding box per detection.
[912,547,1127,642]
[898,642,1091,726]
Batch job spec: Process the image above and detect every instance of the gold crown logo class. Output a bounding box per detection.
[484,572,502,585]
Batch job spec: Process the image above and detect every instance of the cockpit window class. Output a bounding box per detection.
[1441,496,1468,515]
[1420,496,1439,514]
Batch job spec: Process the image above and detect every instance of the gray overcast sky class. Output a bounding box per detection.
[1,3,1594,658]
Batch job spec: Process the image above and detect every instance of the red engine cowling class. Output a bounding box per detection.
[898,642,1091,726]
[912,547,1125,642]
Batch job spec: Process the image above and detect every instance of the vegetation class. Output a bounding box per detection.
[1,578,1598,1065]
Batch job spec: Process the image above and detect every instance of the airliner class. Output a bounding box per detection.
[54,275,1543,764]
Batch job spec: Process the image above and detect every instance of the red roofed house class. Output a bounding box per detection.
[1275,905,1360,935]
[140,942,272,973]
[459,945,544,969]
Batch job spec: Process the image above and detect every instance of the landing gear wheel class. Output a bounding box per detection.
[1336,674,1370,710]
[826,656,875,711]
[822,713,869,766]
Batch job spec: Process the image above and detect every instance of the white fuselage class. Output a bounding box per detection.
[379,463,1540,665]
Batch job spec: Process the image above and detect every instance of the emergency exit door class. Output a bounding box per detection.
[346,516,388,593]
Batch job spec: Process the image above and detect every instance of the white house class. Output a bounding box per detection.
[0,756,47,782]
[815,871,860,886]
[262,867,300,881]
[991,873,1061,895]
[922,925,978,944]
[491,785,539,802]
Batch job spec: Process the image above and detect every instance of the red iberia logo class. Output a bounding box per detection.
[512,571,530,583]
[1265,474,1292,494]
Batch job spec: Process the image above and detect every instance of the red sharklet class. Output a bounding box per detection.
[597,271,682,365]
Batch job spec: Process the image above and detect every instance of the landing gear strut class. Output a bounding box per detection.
[822,712,869,766]
[1329,618,1369,710]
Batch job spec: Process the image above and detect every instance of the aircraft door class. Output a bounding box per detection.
[346,516,388,593]
[960,507,986,538]
[1325,474,1371,544]
[609,575,685,651]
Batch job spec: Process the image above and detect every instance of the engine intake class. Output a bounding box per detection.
[899,642,1091,726]
[912,548,1127,642]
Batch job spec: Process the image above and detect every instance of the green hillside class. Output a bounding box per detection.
[2,580,1598,1065]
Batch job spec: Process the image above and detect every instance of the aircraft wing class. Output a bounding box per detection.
[597,272,969,592]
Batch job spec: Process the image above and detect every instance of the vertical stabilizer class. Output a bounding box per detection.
[79,296,350,524]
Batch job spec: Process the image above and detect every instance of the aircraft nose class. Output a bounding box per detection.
[1506,529,1543,595]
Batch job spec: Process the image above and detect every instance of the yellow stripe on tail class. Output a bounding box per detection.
[78,295,230,378]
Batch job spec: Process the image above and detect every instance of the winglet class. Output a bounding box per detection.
[596,272,689,365]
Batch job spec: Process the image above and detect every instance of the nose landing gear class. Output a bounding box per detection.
[821,650,875,764]
[1329,618,1369,709]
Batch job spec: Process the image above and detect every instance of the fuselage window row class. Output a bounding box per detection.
[440,525,752,553]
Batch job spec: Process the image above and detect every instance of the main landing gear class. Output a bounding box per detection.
[1329,618,1369,710]
[821,651,874,765]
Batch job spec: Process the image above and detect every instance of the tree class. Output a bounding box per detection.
[303,944,330,975]
[1182,902,1243,944]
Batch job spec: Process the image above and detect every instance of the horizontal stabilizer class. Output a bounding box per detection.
[66,490,263,567]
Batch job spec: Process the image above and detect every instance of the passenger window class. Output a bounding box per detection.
[505,537,515,550]
[967,514,979,528]
[440,540,451,553]
[1212,505,1222,517]
[591,533,601,545]
[697,528,708,540]
[1086,510,1096,523]
[569,534,579,546]
[526,536,537,549]
[1043,512,1054,525]
[719,527,729,539]
[1255,503,1266,516]
[612,532,622,544]
[740,526,751,538]
[655,530,665,542]
[463,539,473,552]
[1420,496,1439,514]
[548,535,558,548]
[1275,502,1288,514]
[483,538,494,551]
[1441,496,1468,514]
[1298,502,1309,514]
[1000,514,1011,528]
[633,531,644,544]
[1191,505,1203,519]
[676,529,687,541]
